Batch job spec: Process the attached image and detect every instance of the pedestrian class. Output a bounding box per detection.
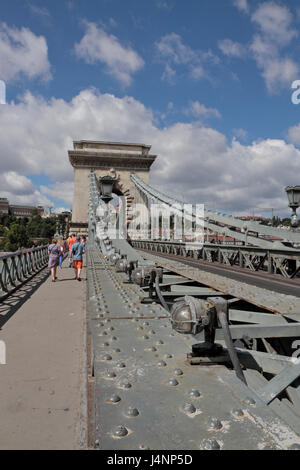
[72,236,85,281]
[58,239,65,269]
[80,235,87,248]
[67,233,76,268]
[48,238,62,282]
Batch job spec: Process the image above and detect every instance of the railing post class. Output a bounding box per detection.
[239,248,244,268]
[267,251,273,274]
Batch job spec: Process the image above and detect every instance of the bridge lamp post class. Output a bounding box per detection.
[285,186,300,228]
[98,176,115,204]
[242,224,248,246]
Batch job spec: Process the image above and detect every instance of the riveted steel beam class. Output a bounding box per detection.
[137,251,300,316]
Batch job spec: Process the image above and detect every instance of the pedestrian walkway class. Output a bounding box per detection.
[0,259,86,450]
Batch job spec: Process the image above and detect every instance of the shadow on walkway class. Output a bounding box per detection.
[0,268,50,329]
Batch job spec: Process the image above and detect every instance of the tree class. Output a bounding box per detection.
[0,224,31,252]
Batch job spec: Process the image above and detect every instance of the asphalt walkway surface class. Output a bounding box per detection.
[0,259,86,450]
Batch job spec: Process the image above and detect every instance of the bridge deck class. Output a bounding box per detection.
[0,260,86,450]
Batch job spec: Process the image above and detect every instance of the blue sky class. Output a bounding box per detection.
[1,0,300,215]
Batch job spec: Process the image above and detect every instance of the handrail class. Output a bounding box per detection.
[0,245,49,298]
[131,239,300,279]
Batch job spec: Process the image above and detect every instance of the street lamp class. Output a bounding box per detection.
[285,186,300,228]
[97,176,116,204]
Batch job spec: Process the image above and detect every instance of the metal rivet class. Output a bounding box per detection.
[105,370,116,379]
[202,439,220,450]
[156,340,164,345]
[208,418,223,430]
[146,347,157,352]
[119,380,132,389]
[111,336,118,341]
[116,362,126,368]
[188,389,201,398]
[174,368,183,376]
[107,394,121,404]
[112,425,128,438]
[101,342,110,347]
[112,348,121,353]
[157,360,167,367]
[244,397,256,406]
[168,378,179,386]
[232,409,244,418]
[125,406,139,417]
[182,403,196,414]
[139,444,150,450]
[142,335,149,340]
[101,354,112,361]
[164,353,173,359]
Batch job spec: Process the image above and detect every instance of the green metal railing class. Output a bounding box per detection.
[0,246,49,298]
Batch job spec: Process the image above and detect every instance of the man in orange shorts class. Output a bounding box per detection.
[71,236,85,281]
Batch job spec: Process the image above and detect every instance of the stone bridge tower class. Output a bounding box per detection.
[68,141,157,234]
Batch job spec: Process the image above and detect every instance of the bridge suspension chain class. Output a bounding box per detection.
[131,173,300,249]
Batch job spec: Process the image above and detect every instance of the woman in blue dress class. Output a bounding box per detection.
[48,239,62,282]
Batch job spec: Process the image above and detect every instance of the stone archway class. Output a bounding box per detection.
[68,141,157,234]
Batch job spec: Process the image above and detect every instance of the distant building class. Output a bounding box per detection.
[0,198,44,217]
[0,198,9,214]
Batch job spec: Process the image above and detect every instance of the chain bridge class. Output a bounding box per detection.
[1,140,300,450]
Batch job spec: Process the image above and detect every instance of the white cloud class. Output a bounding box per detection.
[287,123,300,146]
[233,0,249,13]
[0,88,298,214]
[250,2,298,92]
[155,33,218,82]
[0,170,51,207]
[219,2,299,93]
[0,22,51,82]
[29,4,51,18]
[40,182,74,207]
[218,39,247,58]
[162,64,176,83]
[74,22,144,86]
[189,65,206,80]
[0,189,52,208]
[185,101,221,119]
[232,128,248,141]
[0,172,34,195]
[156,1,174,12]
[251,2,297,46]
[156,33,196,64]
[260,56,298,92]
